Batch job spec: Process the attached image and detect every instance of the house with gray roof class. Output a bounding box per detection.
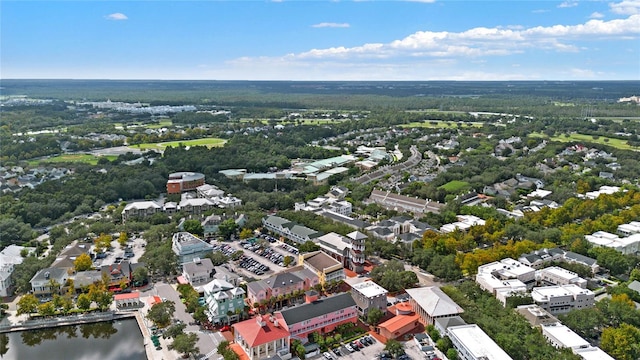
[202,278,246,324]
[182,257,215,286]
[30,268,69,297]
[172,232,214,264]
[262,215,322,244]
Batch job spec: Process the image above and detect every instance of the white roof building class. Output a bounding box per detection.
[440,215,485,233]
[583,186,621,199]
[447,324,513,360]
[531,284,594,315]
[476,258,535,306]
[536,266,587,288]
[540,323,590,350]
[585,231,640,255]
[573,346,615,360]
[352,280,388,298]
[617,221,640,237]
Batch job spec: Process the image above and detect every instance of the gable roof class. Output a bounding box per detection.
[406,286,464,317]
[628,280,640,293]
[279,293,356,325]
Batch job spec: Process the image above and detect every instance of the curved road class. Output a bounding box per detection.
[352,145,422,185]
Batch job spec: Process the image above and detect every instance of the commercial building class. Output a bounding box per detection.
[121,201,162,222]
[536,267,587,288]
[314,231,366,274]
[233,314,291,360]
[447,324,513,360]
[299,251,345,286]
[440,215,486,233]
[515,304,559,327]
[541,323,590,350]
[171,232,214,264]
[531,284,594,315]
[246,266,319,307]
[405,286,464,326]
[475,258,536,305]
[166,172,205,194]
[377,303,421,341]
[275,292,358,340]
[350,280,388,317]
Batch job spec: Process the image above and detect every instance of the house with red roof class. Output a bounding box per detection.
[233,314,291,360]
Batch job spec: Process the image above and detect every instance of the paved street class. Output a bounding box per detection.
[142,282,225,359]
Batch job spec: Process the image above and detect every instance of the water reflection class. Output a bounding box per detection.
[3,319,145,360]
[20,322,117,346]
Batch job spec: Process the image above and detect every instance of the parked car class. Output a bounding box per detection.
[345,344,355,353]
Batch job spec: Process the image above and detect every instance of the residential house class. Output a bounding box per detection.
[0,245,34,297]
[122,201,162,222]
[30,268,69,297]
[172,232,214,264]
[203,278,246,324]
[178,198,216,215]
[350,280,388,317]
[99,261,144,291]
[405,286,465,326]
[182,257,215,286]
[275,292,358,340]
[262,215,322,244]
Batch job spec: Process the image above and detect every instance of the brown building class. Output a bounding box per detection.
[166,172,205,194]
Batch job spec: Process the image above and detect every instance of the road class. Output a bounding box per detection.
[353,145,422,185]
[142,282,225,359]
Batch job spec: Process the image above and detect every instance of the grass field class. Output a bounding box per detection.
[532,132,638,151]
[238,118,342,125]
[130,137,227,150]
[439,180,471,192]
[29,154,118,165]
[401,120,484,129]
[114,119,173,130]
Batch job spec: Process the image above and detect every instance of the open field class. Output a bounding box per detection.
[130,137,227,150]
[238,118,343,125]
[400,120,484,129]
[439,180,471,192]
[114,119,173,130]
[28,154,118,165]
[531,132,638,151]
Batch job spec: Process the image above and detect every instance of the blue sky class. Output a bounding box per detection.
[2,1,639,80]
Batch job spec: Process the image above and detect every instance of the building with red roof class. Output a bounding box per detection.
[114,292,141,308]
[232,314,291,360]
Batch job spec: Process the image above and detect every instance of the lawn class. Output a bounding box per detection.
[400,120,484,129]
[29,154,118,165]
[130,137,227,150]
[532,132,638,151]
[439,180,471,192]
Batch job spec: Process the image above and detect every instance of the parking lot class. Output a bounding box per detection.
[317,335,384,360]
[92,234,146,268]
[224,239,288,279]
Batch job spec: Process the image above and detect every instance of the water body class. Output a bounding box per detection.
[0,319,146,360]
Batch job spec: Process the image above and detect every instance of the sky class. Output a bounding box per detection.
[1,0,639,81]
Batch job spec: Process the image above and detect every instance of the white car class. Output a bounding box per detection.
[323,352,334,360]
[345,344,355,353]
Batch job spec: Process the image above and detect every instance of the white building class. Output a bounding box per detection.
[540,322,614,359]
[406,286,465,326]
[295,196,353,216]
[617,221,640,237]
[182,257,215,286]
[447,324,513,360]
[531,285,594,315]
[536,267,587,288]
[476,258,535,306]
[0,245,34,297]
[585,231,640,255]
[583,186,621,199]
[121,200,162,222]
[440,215,486,233]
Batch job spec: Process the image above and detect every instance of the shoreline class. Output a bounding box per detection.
[0,311,136,334]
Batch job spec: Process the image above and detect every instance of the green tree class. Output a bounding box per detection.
[218,219,238,240]
[146,300,175,328]
[283,256,294,267]
[74,253,93,272]
[164,323,186,339]
[16,294,39,316]
[77,293,92,311]
[169,332,200,358]
[239,228,254,240]
[132,266,149,286]
[118,232,129,248]
[367,307,385,325]
[298,241,320,253]
[37,301,55,317]
[446,348,459,360]
[183,219,204,236]
[384,339,404,358]
[207,251,230,266]
[600,324,640,360]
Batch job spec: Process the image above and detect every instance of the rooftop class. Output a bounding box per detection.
[541,323,590,349]
[447,324,513,360]
[351,280,388,298]
[233,314,290,348]
[405,286,464,317]
[279,293,356,325]
[302,251,342,272]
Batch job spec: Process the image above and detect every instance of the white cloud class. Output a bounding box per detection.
[558,1,579,8]
[403,0,437,3]
[105,13,128,21]
[311,22,350,28]
[532,9,550,13]
[590,12,605,19]
[610,0,640,15]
